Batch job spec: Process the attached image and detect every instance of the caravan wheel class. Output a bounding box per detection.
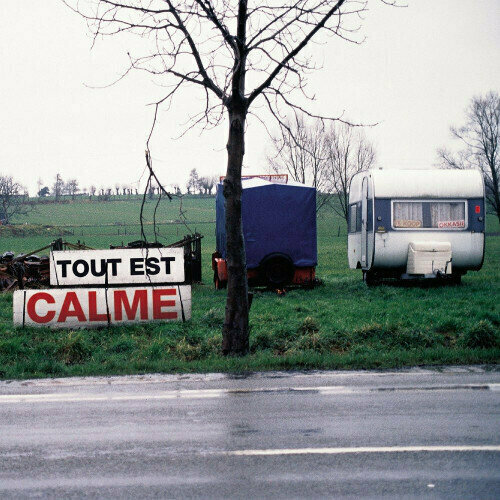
[363,270,379,287]
[449,273,462,286]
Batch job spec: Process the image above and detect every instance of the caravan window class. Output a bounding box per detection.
[349,204,357,233]
[349,203,362,233]
[392,201,466,229]
[349,201,361,233]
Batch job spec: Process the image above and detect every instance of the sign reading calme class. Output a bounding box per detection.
[50,248,184,286]
[13,286,191,328]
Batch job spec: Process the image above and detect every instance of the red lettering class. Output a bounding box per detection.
[438,220,465,228]
[153,289,177,320]
[27,292,56,324]
[58,292,87,323]
[88,291,109,322]
[114,289,148,320]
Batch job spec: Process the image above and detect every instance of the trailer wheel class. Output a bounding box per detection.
[449,273,462,286]
[262,255,294,287]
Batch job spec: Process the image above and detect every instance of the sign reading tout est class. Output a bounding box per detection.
[13,248,191,328]
[50,248,184,285]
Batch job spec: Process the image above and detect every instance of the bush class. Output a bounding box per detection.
[321,330,352,352]
[174,337,202,361]
[201,308,224,328]
[435,319,460,334]
[56,331,91,365]
[459,321,499,349]
[298,316,319,335]
[109,335,136,354]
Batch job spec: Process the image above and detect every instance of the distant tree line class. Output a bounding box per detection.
[186,170,219,195]
[4,90,498,226]
[35,174,142,201]
[29,171,219,202]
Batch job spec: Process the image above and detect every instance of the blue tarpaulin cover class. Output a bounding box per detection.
[216,178,317,269]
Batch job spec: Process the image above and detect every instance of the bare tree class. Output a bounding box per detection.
[325,123,376,223]
[198,175,217,195]
[268,116,330,211]
[438,91,500,222]
[186,168,200,195]
[0,175,31,224]
[66,0,392,354]
[66,179,80,200]
[208,176,219,195]
[36,178,43,198]
[90,185,97,197]
[52,173,64,202]
[148,183,158,199]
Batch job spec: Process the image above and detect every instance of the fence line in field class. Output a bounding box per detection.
[1,222,350,239]
[1,221,217,238]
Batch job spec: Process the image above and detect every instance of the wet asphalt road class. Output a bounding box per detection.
[0,366,499,499]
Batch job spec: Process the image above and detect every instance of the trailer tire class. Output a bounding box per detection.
[449,273,462,286]
[262,254,294,287]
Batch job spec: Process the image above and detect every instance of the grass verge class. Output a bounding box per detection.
[0,198,499,379]
[0,287,498,380]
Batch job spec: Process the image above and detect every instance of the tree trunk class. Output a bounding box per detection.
[222,108,249,355]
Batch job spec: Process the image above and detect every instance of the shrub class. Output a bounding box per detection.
[298,316,319,335]
[321,330,352,352]
[296,332,321,350]
[147,341,167,361]
[202,308,224,328]
[355,322,384,341]
[435,319,460,334]
[459,320,498,349]
[174,337,202,361]
[483,312,500,327]
[109,335,136,354]
[56,331,91,365]
[251,331,274,351]
[0,338,27,360]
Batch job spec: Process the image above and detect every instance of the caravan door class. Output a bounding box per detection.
[361,177,368,268]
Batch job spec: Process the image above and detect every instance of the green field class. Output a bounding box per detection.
[0,197,499,379]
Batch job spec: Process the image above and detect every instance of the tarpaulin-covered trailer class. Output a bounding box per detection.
[348,168,485,285]
[213,177,317,288]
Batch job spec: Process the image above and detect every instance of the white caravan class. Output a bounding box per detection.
[347,169,485,284]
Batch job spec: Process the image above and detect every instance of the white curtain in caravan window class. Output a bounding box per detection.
[393,202,423,228]
[430,202,465,228]
[349,205,357,233]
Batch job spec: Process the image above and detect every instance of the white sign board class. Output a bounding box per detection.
[50,248,184,286]
[13,286,191,328]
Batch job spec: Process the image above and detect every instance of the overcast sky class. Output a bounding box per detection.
[1,0,499,195]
